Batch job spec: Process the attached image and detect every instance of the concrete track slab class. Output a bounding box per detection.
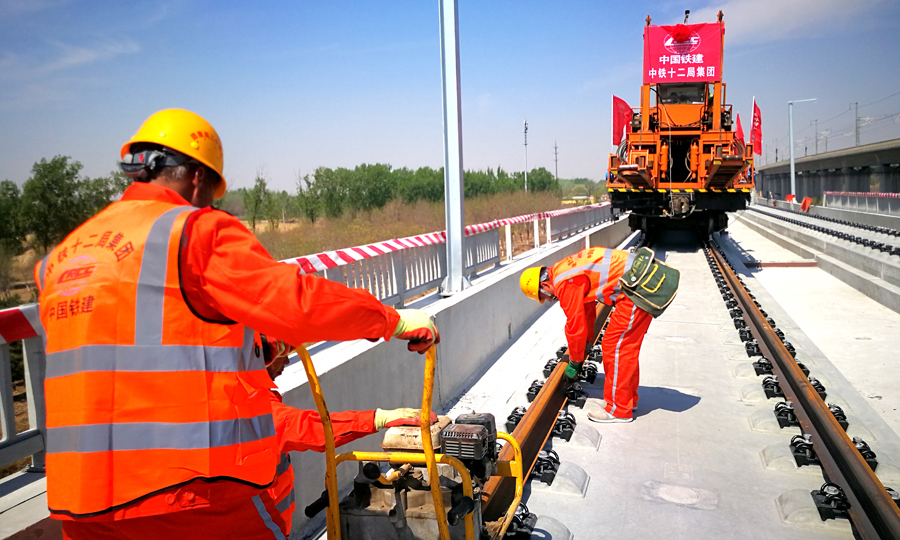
[446,229,862,539]
[726,219,900,439]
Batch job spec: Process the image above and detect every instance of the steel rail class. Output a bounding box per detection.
[481,304,612,522]
[708,241,900,539]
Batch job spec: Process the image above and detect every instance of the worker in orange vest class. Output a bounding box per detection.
[34,109,440,540]
[259,337,431,536]
[519,246,679,423]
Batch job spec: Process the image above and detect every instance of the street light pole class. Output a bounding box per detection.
[439,0,469,295]
[789,98,816,197]
[524,119,529,193]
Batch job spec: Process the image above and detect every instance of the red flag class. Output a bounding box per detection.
[750,99,762,155]
[735,113,744,144]
[612,95,633,145]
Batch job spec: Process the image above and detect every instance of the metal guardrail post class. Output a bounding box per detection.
[533,219,539,248]
[0,343,16,445]
[0,329,47,470]
[391,250,406,308]
[545,216,551,245]
[22,337,46,471]
[505,224,512,261]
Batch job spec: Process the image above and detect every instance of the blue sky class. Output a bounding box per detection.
[1,0,899,192]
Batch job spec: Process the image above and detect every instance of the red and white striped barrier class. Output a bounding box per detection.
[283,203,610,274]
[0,304,42,345]
[824,192,900,199]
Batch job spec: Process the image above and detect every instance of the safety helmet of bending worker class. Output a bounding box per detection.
[119,109,227,199]
[520,266,548,304]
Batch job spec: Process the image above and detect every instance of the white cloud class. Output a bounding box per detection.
[0,38,141,82]
[40,39,141,73]
[0,0,70,19]
[691,0,887,45]
[0,39,140,108]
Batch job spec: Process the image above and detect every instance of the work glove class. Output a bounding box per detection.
[374,408,439,430]
[564,360,583,381]
[393,309,440,354]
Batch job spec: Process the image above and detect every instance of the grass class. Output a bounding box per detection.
[255,191,567,261]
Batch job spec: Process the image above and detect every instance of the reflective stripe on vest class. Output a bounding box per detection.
[272,453,295,531]
[47,413,276,453]
[45,342,263,379]
[38,255,48,291]
[40,201,278,517]
[552,248,634,305]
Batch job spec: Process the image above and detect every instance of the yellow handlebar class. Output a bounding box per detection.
[296,345,342,540]
[421,346,451,540]
[296,340,516,540]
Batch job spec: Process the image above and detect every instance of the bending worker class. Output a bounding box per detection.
[519,246,679,423]
[260,337,432,537]
[34,109,439,540]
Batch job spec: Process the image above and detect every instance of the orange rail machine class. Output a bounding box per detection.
[608,11,754,234]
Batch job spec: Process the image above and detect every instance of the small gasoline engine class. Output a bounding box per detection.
[337,413,499,539]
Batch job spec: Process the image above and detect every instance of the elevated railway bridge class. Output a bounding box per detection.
[3,192,900,539]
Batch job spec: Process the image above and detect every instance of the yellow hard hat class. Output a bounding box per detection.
[121,109,227,199]
[520,267,545,304]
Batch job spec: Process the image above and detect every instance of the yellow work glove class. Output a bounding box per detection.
[393,309,440,354]
[374,408,439,429]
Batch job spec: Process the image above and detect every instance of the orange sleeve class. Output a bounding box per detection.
[270,392,377,453]
[556,275,592,363]
[181,209,400,345]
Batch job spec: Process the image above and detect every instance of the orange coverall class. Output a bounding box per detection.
[61,182,400,540]
[551,255,653,420]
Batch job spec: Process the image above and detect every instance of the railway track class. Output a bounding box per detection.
[749,206,900,256]
[705,237,900,539]
[445,225,900,538]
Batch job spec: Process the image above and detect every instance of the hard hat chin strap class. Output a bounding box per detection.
[119,149,198,181]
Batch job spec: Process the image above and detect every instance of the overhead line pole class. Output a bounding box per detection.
[554,141,558,180]
[789,98,816,197]
[524,119,529,193]
[439,0,469,295]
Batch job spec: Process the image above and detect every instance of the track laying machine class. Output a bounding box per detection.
[608,11,754,234]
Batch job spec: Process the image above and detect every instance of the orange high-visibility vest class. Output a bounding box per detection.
[270,452,295,534]
[36,199,278,518]
[550,247,636,305]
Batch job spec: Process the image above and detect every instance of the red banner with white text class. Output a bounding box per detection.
[643,23,723,84]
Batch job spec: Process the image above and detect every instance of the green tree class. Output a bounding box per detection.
[399,167,443,203]
[352,163,396,212]
[527,167,559,193]
[296,174,322,223]
[20,156,86,250]
[570,185,589,197]
[217,188,246,216]
[315,166,350,218]
[0,181,24,252]
[243,176,269,230]
[78,170,129,217]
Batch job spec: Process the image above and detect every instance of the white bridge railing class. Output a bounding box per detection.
[824,191,900,217]
[283,203,613,306]
[0,304,46,474]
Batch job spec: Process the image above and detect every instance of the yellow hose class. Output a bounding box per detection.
[295,345,341,540]
[421,345,452,540]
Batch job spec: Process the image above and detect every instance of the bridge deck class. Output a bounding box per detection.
[440,227,900,539]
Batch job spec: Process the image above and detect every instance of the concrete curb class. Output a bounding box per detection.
[737,211,900,314]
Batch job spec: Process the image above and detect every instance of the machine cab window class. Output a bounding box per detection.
[658,83,707,105]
